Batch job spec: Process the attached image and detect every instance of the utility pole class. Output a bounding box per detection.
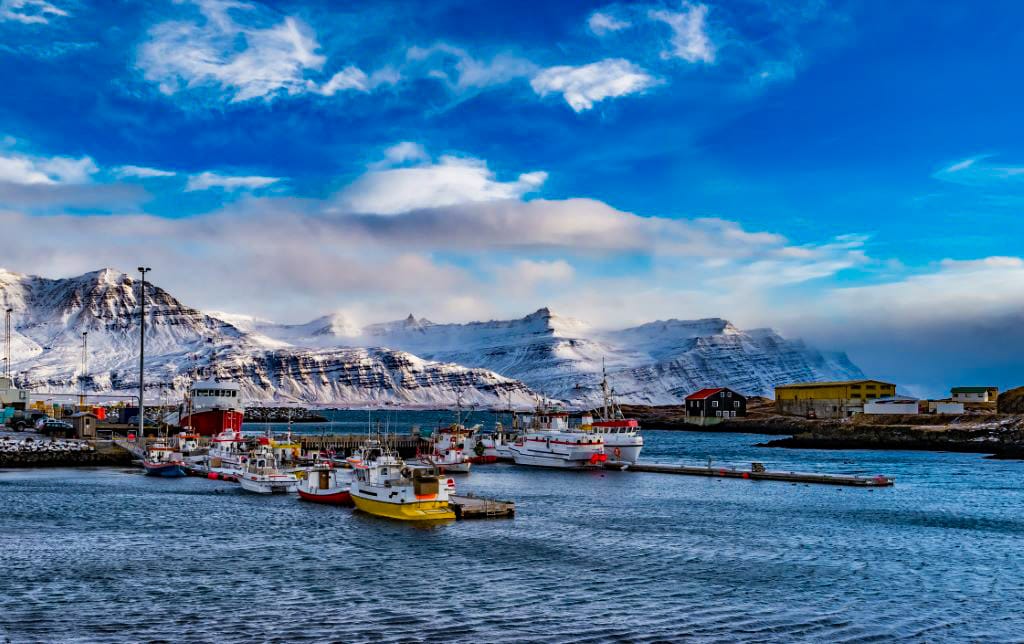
[137,267,151,438]
[4,307,12,379]
[80,331,88,408]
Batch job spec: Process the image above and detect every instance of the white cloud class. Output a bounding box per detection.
[530,58,657,111]
[315,66,369,95]
[185,171,280,192]
[932,155,1024,187]
[312,65,399,96]
[588,11,630,36]
[337,153,547,215]
[407,43,536,91]
[114,165,177,179]
[649,3,716,63]
[0,151,96,185]
[0,0,67,24]
[371,142,430,169]
[137,0,325,103]
[827,256,1024,320]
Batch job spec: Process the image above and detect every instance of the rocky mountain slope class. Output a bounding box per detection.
[0,269,536,407]
[0,268,865,407]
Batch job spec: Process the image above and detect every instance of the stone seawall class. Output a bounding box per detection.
[759,419,1024,459]
[0,444,133,468]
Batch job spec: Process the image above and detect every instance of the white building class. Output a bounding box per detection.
[929,400,965,415]
[950,387,998,403]
[863,397,919,415]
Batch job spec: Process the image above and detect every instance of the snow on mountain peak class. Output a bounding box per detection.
[0,268,867,405]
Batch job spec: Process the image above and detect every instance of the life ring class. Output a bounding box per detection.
[613,447,622,458]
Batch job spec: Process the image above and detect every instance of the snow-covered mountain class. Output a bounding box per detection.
[0,268,865,407]
[0,269,536,407]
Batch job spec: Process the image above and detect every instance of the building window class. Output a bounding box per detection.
[726,391,732,398]
[734,401,740,408]
[716,411,722,417]
[712,401,718,408]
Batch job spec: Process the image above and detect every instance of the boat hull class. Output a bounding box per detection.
[178,409,244,437]
[143,461,186,477]
[297,489,352,505]
[351,494,455,521]
[239,476,297,494]
[510,452,598,469]
[603,442,643,464]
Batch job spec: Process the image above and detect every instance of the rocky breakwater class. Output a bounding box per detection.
[756,414,1024,459]
[0,436,132,468]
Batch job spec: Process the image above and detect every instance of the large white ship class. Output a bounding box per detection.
[507,406,606,469]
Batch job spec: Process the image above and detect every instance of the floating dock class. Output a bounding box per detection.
[449,494,515,519]
[183,463,239,482]
[608,462,894,487]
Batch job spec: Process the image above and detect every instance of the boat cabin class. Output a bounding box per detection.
[190,380,242,407]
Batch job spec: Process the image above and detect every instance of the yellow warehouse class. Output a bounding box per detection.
[775,380,897,418]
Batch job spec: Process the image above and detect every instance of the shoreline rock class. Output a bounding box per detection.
[0,443,133,469]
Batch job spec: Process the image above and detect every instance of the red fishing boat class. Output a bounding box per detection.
[297,462,353,505]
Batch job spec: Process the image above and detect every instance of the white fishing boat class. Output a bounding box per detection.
[579,367,643,464]
[207,427,248,470]
[508,406,606,469]
[464,414,520,463]
[238,440,298,494]
[427,423,472,474]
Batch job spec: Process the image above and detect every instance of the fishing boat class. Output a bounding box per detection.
[349,441,456,521]
[238,441,298,494]
[465,415,520,463]
[508,406,606,469]
[171,431,202,459]
[427,423,472,474]
[142,443,187,477]
[208,427,248,470]
[579,367,643,464]
[297,462,353,505]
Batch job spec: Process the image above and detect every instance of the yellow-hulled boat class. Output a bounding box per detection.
[349,442,456,521]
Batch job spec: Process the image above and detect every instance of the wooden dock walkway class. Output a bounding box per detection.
[299,435,428,459]
[608,461,894,487]
[450,494,515,519]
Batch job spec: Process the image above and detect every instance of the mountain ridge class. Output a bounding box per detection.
[0,268,866,406]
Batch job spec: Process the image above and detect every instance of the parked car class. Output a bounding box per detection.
[36,418,74,434]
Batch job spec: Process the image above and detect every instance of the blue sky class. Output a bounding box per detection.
[1,0,1023,395]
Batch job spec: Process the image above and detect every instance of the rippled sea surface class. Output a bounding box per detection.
[3,415,1024,643]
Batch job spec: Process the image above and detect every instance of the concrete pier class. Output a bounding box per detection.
[607,461,894,487]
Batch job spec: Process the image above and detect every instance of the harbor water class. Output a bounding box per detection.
[2,414,1023,642]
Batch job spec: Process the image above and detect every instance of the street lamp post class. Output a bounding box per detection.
[80,331,88,408]
[4,307,12,379]
[137,267,151,439]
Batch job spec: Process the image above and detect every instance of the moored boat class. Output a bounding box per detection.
[349,442,456,521]
[142,443,187,477]
[239,442,298,494]
[427,423,472,474]
[508,406,606,469]
[207,427,248,470]
[579,368,643,464]
[297,462,353,505]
